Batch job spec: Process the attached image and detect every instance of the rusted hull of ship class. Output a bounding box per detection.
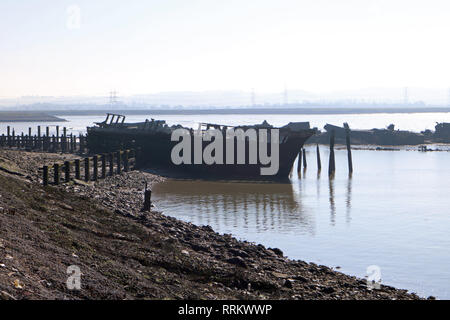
[86,116,315,180]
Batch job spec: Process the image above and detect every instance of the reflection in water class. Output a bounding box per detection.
[152,179,318,235]
[329,178,336,226]
[346,177,352,224]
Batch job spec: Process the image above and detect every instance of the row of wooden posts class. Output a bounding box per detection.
[42,149,137,186]
[1,125,87,153]
[297,124,353,177]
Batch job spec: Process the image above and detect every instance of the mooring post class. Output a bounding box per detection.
[101,154,106,178]
[28,127,32,149]
[109,153,114,176]
[43,165,48,186]
[56,126,59,150]
[7,126,10,147]
[297,149,302,175]
[344,123,353,174]
[93,155,98,181]
[84,157,90,182]
[62,127,67,153]
[124,150,129,172]
[302,147,307,169]
[12,130,15,148]
[328,130,336,177]
[79,134,84,153]
[316,144,321,172]
[64,161,70,183]
[37,126,41,150]
[75,159,80,180]
[116,151,121,174]
[143,183,152,211]
[69,134,73,153]
[54,163,60,185]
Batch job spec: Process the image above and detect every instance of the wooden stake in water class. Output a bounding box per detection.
[344,123,353,174]
[302,147,307,169]
[316,144,321,172]
[328,130,336,177]
[297,149,302,175]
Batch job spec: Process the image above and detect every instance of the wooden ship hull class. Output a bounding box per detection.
[86,114,316,180]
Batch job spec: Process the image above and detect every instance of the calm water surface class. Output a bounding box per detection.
[152,148,450,299]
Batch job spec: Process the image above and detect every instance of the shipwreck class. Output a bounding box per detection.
[86,113,316,179]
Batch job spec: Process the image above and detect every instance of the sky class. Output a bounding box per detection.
[2,0,450,98]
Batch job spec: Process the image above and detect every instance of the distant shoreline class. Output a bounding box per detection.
[39,107,450,116]
[0,112,65,122]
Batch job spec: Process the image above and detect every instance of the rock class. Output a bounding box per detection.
[268,247,283,257]
[226,257,247,268]
[284,279,294,289]
[0,290,16,300]
[322,286,335,294]
[293,275,308,283]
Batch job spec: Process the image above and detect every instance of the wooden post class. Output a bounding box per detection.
[54,163,60,185]
[93,155,98,181]
[124,150,129,172]
[84,157,90,182]
[328,130,336,177]
[7,126,10,147]
[101,154,106,178]
[64,161,70,182]
[56,126,59,150]
[344,123,353,174]
[37,126,41,150]
[70,134,74,153]
[75,159,80,180]
[12,130,15,148]
[297,149,302,175]
[28,127,32,149]
[109,153,114,176]
[79,134,84,153]
[116,151,121,174]
[316,144,321,172]
[62,127,67,153]
[43,165,48,186]
[143,186,152,211]
[302,147,307,169]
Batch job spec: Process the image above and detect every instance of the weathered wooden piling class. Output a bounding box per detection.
[328,130,336,177]
[297,149,302,175]
[124,150,129,172]
[316,144,321,172]
[62,127,67,153]
[43,165,48,186]
[116,151,121,174]
[7,126,10,147]
[93,155,98,181]
[344,123,353,174]
[54,163,60,185]
[109,153,114,176]
[101,154,106,178]
[64,161,70,183]
[37,126,41,150]
[84,157,90,182]
[302,147,307,169]
[143,186,152,211]
[75,159,80,179]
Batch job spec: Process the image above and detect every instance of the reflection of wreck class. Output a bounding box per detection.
[86,114,316,180]
[317,123,425,145]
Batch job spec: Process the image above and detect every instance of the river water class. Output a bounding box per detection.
[2,112,450,298]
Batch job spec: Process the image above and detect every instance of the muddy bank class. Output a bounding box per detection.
[0,150,425,300]
[0,112,65,122]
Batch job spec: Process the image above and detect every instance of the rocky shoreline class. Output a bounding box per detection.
[0,150,426,300]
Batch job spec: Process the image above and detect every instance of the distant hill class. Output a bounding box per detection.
[0,112,65,122]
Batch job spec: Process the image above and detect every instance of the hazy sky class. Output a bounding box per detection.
[2,0,450,98]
